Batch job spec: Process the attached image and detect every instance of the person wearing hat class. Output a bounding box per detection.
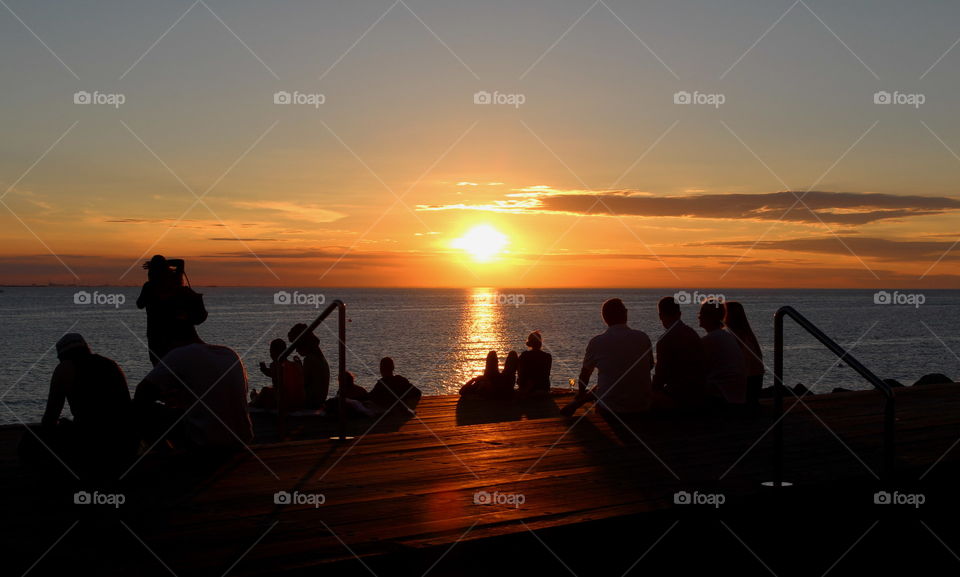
[517,330,552,399]
[22,333,134,470]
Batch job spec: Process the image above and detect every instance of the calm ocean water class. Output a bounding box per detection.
[1,287,958,425]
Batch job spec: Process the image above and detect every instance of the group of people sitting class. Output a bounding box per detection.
[560,297,764,416]
[458,296,764,416]
[459,330,553,400]
[23,320,421,473]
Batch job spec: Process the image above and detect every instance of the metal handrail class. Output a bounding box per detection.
[275,299,347,440]
[772,306,895,484]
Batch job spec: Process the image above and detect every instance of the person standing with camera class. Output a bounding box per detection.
[136,255,208,366]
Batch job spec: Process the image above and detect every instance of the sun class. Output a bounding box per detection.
[452,224,509,262]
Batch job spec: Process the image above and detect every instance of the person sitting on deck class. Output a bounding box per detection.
[134,326,253,451]
[459,350,500,397]
[517,331,552,399]
[20,333,136,471]
[560,298,655,417]
[697,300,748,407]
[723,301,765,407]
[250,338,306,412]
[652,297,707,407]
[287,323,330,410]
[369,357,422,413]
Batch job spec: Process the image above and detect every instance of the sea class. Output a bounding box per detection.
[1,287,958,425]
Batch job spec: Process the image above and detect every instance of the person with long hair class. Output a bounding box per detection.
[723,301,764,405]
[517,331,552,398]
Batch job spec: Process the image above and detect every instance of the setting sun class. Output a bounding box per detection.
[451,225,509,262]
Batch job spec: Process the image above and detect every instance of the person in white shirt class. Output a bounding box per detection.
[697,300,748,405]
[135,327,253,450]
[560,298,654,416]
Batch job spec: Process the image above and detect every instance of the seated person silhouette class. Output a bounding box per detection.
[20,333,135,471]
[369,357,422,413]
[287,323,330,410]
[698,300,748,407]
[134,326,253,451]
[250,338,306,412]
[560,298,654,416]
[517,331,552,399]
[459,350,500,397]
[652,296,707,407]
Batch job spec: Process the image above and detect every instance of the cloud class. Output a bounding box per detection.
[710,236,960,262]
[418,189,960,225]
[230,201,345,224]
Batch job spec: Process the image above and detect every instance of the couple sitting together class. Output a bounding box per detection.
[560,296,763,417]
[459,330,553,400]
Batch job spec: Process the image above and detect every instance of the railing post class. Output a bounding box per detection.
[773,310,784,487]
[337,301,347,441]
[884,396,895,480]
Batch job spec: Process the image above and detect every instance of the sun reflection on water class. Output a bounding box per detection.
[449,288,510,391]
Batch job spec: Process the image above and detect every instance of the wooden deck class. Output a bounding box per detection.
[4,384,960,576]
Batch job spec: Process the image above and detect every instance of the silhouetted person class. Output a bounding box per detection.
[251,338,306,412]
[136,255,208,365]
[560,298,654,416]
[652,296,707,407]
[490,350,519,399]
[21,333,135,470]
[724,301,764,406]
[517,331,552,398]
[370,357,422,412]
[134,326,252,450]
[287,323,330,410]
[698,300,747,406]
[460,350,500,397]
[338,371,369,401]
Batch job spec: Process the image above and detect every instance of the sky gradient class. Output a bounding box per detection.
[2,0,959,287]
